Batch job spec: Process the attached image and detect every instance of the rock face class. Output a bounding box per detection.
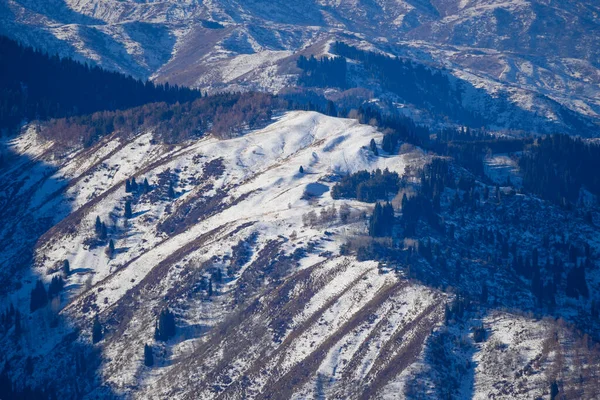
[2,0,600,132]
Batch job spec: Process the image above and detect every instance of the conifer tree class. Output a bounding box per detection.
[62,260,70,277]
[106,239,115,258]
[299,166,304,174]
[566,263,589,298]
[131,177,138,192]
[99,222,108,240]
[48,276,65,299]
[369,138,378,156]
[168,183,175,199]
[154,309,176,341]
[369,202,394,237]
[95,216,102,234]
[143,178,150,193]
[124,201,132,219]
[92,315,103,343]
[325,100,337,117]
[144,344,154,367]
[30,280,48,312]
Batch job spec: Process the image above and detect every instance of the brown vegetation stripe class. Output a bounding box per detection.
[256,280,407,399]
[173,259,360,398]
[227,262,374,387]
[360,300,444,399]
[35,132,206,251]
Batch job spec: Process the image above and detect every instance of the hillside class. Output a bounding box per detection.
[1,111,600,398]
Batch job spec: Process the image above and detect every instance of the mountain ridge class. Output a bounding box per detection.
[3,0,600,135]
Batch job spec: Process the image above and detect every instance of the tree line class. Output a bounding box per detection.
[39,92,280,147]
[0,35,201,134]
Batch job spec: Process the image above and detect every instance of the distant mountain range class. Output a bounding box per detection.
[2,0,600,134]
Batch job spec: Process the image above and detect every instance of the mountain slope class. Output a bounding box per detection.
[2,111,600,398]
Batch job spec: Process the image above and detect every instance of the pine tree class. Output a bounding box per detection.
[401,193,408,210]
[144,344,154,367]
[369,138,378,156]
[325,100,337,117]
[25,357,33,376]
[143,178,150,193]
[299,165,304,174]
[154,309,176,341]
[369,203,382,237]
[99,222,108,240]
[92,315,103,343]
[106,239,115,258]
[124,201,132,219]
[95,216,102,234]
[208,278,213,297]
[62,260,70,277]
[30,280,48,312]
[131,177,138,192]
[532,270,543,307]
[168,183,175,199]
[48,276,65,299]
[369,202,394,237]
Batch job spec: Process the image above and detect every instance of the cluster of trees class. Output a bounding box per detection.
[436,127,493,142]
[401,193,440,237]
[369,202,395,237]
[29,265,68,313]
[302,205,341,227]
[0,367,56,400]
[41,92,279,147]
[331,169,400,202]
[47,276,65,299]
[296,55,347,88]
[93,216,116,257]
[520,134,600,205]
[154,308,176,341]
[420,158,453,199]
[332,41,486,127]
[125,177,151,194]
[429,137,527,179]
[0,35,201,134]
[0,304,20,336]
[95,216,108,241]
[30,280,49,313]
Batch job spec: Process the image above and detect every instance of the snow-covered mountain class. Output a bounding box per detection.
[2,111,600,398]
[2,0,600,134]
[4,1,600,399]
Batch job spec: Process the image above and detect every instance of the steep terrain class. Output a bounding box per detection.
[2,111,600,398]
[2,0,600,134]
